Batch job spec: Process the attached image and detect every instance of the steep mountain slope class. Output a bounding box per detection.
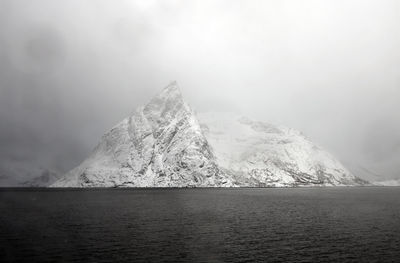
[198,112,366,187]
[52,83,366,187]
[52,83,232,187]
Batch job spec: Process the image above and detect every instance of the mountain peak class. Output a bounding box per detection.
[143,81,186,118]
[158,81,182,101]
[146,81,182,104]
[164,80,179,91]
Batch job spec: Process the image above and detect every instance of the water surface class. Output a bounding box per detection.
[1,187,399,262]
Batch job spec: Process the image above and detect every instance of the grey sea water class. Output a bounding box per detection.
[1,187,399,262]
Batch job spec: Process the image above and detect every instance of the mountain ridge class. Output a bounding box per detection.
[52,82,367,187]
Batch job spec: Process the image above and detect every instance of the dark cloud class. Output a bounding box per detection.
[0,0,399,181]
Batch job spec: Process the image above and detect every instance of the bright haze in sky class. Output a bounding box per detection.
[0,0,399,182]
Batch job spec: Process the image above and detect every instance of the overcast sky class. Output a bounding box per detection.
[0,0,399,182]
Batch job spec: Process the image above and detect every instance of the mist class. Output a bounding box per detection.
[1,0,399,182]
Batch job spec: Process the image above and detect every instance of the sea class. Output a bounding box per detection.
[1,187,399,262]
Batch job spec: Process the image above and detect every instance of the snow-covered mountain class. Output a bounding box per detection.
[199,112,366,187]
[53,82,232,187]
[52,82,367,187]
